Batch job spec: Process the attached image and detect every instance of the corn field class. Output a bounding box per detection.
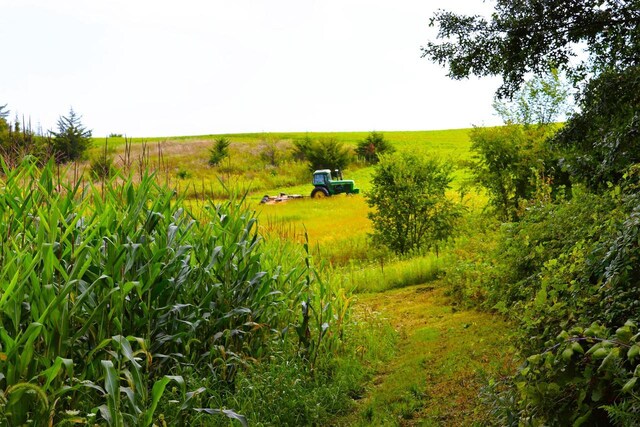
[0,159,350,426]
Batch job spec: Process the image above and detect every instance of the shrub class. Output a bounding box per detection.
[355,131,395,164]
[0,105,47,167]
[468,173,640,425]
[292,135,313,161]
[208,137,231,166]
[176,168,190,179]
[510,321,640,425]
[90,139,116,180]
[90,152,115,179]
[293,136,353,172]
[258,138,290,167]
[367,153,462,255]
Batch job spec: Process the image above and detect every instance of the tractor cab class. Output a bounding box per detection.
[312,169,332,187]
[311,169,360,198]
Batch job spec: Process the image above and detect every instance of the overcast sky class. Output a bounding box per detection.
[1,0,502,137]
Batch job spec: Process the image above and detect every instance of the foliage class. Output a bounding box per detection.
[366,153,461,255]
[553,66,640,188]
[469,72,572,220]
[493,70,572,126]
[90,153,116,180]
[0,159,351,425]
[259,138,289,167]
[208,137,231,166]
[424,0,640,189]
[512,321,640,425]
[447,170,640,424]
[292,135,313,161]
[292,136,353,172]
[50,107,92,163]
[90,139,116,180]
[469,124,570,221]
[0,105,46,167]
[355,131,395,164]
[469,125,534,221]
[422,0,640,97]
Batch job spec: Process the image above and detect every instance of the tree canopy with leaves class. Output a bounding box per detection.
[423,0,640,188]
[422,0,640,97]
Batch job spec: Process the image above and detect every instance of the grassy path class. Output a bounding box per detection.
[337,283,515,426]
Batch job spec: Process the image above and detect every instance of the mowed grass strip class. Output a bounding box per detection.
[337,283,515,426]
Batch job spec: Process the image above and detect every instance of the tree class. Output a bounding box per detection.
[50,108,92,163]
[470,125,530,221]
[292,135,313,161]
[422,0,640,187]
[208,137,231,166]
[493,70,572,127]
[366,153,461,255]
[0,105,10,145]
[355,131,395,164]
[422,0,640,98]
[0,104,9,124]
[552,66,640,188]
[470,72,572,220]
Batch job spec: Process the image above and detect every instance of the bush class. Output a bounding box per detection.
[258,138,288,167]
[208,137,231,166]
[367,153,462,255]
[469,124,570,221]
[0,105,47,167]
[89,152,115,179]
[507,321,640,425]
[463,173,640,425]
[554,66,640,189]
[90,140,116,180]
[355,131,395,164]
[293,136,353,172]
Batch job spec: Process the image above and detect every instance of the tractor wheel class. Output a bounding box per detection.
[311,187,330,198]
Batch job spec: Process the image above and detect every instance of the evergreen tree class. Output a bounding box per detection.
[50,108,92,163]
[208,137,231,166]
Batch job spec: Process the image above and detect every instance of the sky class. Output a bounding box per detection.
[1,0,503,137]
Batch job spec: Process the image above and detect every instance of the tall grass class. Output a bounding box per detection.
[0,159,350,425]
[335,254,447,294]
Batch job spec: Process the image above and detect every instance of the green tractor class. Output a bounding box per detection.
[311,169,360,198]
